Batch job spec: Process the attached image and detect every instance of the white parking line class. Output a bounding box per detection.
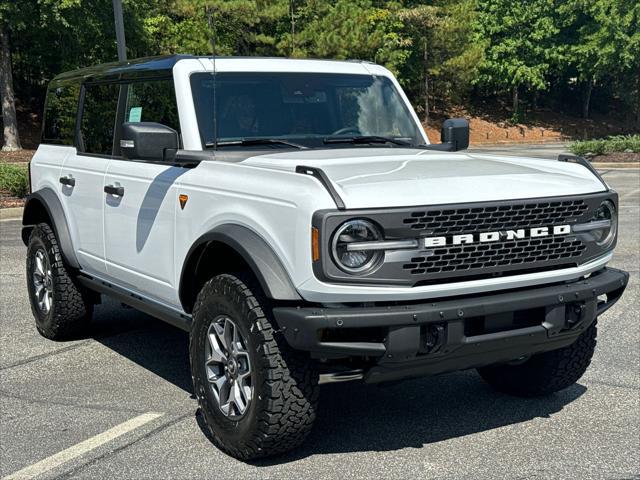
[2,412,164,480]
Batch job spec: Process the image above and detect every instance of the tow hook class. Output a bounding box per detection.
[424,323,445,354]
[566,303,587,329]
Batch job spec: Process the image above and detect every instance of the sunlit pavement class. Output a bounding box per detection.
[0,169,638,479]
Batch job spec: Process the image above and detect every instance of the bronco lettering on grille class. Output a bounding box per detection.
[423,225,571,247]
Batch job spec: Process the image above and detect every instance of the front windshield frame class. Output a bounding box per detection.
[189,71,423,150]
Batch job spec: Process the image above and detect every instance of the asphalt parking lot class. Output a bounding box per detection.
[1,168,638,480]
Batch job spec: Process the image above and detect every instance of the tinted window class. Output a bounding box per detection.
[190,73,420,147]
[43,81,80,145]
[124,79,180,132]
[81,83,119,155]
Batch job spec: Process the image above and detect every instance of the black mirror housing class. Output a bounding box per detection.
[120,122,179,161]
[440,118,469,151]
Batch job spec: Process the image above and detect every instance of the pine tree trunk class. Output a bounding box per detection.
[582,78,594,120]
[512,85,519,116]
[423,37,429,125]
[290,0,296,56]
[636,74,640,129]
[1,27,21,151]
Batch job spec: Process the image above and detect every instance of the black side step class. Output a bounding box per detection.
[296,165,346,210]
[78,275,192,332]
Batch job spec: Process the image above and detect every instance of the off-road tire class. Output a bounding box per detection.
[190,273,319,460]
[26,223,94,339]
[477,320,598,397]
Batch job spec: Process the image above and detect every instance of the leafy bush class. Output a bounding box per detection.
[569,135,640,156]
[0,163,29,198]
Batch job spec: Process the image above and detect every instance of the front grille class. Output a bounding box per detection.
[315,192,612,286]
[402,200,589,235]
[403,237,586,276]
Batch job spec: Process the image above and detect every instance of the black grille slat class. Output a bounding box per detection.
[402,238,586,275]
[403,200,589,235]
[396,198,594,278]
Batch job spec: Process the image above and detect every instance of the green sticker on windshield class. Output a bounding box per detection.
[128,107,142,122]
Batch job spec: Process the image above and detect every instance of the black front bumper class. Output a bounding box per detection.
[273,268,628,383]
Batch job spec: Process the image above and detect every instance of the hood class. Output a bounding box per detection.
[241,148,607,209]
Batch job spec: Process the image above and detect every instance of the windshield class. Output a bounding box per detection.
[190,72,422,148]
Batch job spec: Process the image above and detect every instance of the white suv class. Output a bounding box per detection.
[24,55,628,459]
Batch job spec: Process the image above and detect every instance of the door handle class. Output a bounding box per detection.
[59,176,75,187]
[104,184,125,196]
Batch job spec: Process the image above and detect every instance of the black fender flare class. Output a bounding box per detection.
[22,188,80,269]
[179,224,301,312]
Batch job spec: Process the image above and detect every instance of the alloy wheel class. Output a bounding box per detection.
[205,315,253,418]
[32,248,53,314]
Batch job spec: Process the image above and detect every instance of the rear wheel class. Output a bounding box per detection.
[26,223,94,339]
[477,321,597,397]
[190,273,319,460]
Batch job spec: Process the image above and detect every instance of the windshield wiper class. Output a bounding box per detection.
[323,135,411,146]
[206,138,308,149]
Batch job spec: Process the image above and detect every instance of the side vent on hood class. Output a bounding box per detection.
[296,165,346,210]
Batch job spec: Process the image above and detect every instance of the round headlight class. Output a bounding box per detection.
[592,200,617,247]
[331,219,383,274]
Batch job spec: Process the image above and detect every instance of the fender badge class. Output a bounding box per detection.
[179,194,188,210]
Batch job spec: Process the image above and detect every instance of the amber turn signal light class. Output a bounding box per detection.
[179,194,189,210]
[312,227,320,262]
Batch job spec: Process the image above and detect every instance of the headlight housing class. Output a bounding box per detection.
[331,219,383,274]
[591,200,617,247]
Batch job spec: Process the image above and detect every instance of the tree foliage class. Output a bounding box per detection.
[1,0,639,149]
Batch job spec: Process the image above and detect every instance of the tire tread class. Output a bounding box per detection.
[27,223,93,339]
[190,273,319,460]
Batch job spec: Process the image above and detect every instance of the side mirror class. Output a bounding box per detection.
[120,122,179,161]
[440,118,469,151]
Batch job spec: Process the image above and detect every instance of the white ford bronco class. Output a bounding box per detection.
[24,55,628,459]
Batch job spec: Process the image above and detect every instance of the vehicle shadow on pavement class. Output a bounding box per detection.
[87,301,586,462]
[90,299,193,394]
[250,373,587,464]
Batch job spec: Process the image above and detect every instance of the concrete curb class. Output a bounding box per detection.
[0,207,23,221]
[591,162,640,169]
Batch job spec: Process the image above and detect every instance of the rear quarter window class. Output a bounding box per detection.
[42,81,80,145]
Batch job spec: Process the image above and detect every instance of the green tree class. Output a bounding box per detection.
[0,1,26,150]
[143,0,290,56]
[474,0,560,119]
[296,1,404,63]
[397,4,439,123]
[398,0,481,123]
[559,0,640,119]
[429,1,483,106]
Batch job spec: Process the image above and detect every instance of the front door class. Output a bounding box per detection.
[102,78,183,305]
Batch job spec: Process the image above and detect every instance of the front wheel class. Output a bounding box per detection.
[190,273,319,460]
[477,321,597,397]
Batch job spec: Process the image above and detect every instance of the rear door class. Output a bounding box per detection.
[102,78,184,304]
[59,82,119,275]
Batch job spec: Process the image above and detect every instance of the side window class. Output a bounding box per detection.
[81,83,119,155]
[42,81,80,145]
[124,80,180,132]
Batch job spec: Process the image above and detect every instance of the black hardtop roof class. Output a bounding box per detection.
[51,54,375,85]
[52,54,193,84]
